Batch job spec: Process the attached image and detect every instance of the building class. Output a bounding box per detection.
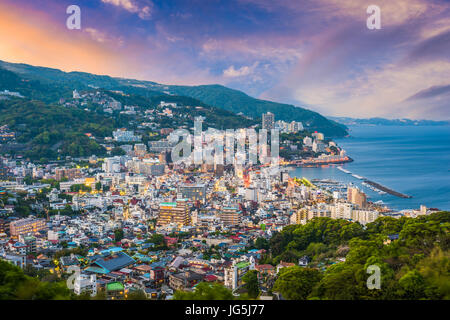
[303,136,313,147]
[103,157,121,173]
[288,121,303,133]
[262,112,275,131]
[1,253,27,269]
[55,168,81,181]
[73,90,80,99]
[87,251,135,274]
[10,218,47,237]
[0,125,15,143]
[113,129,140,142]
[148,140,176,153]
[347,187,367,209]
[218,205,242,226]
[106,282,125,300]
[352,209,379,224]
[312,140,326,153]
[0,218,9,235]
[224,256,255,291]
[290,209,307,225]
[19,235,37,254]
[169,270,204,291]
[157,199,190,227]
[74,274,97,296]
[312,132,325,140]
[178,184,206,203]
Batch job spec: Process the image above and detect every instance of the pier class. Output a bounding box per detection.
[363,180,412,198]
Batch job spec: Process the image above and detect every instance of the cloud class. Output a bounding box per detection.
[101,0,153,19]
[84,28,125,46]
[407,30,450,63]
[2,0,450,120]
[223,65,252,77]
[405,84,450,101]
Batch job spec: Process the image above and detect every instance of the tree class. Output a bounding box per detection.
[254,237,270,250]
[273,266,322,300]
[126,289,147,300]
[397,270,426,299]
[173,282,234,300]
[242,270,260,299]
[114,229,124,242]
[0,260,72,300]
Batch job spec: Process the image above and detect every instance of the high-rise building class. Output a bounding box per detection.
[157,199,190,227]
[347,187,367,209]
[218,205,242,226]
[288,121,304,133]
[262,112,275,131]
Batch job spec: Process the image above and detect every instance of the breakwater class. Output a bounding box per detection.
[364,180,412,198]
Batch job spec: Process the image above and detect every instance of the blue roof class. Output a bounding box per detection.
[85,266,109,274]
[100,246,123,255]
[93,252,135,273]
[150,261,166,268]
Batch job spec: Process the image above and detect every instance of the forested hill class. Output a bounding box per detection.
[168,84,348,137]
[0,66,256,161]
[259,211,450,300]
[0,59,347,137]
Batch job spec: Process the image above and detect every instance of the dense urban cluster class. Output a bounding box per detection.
[0,98,447,300]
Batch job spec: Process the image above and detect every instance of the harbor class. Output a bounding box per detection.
[337,166,411,198]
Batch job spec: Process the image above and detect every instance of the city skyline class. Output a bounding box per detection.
[1,0,449,120]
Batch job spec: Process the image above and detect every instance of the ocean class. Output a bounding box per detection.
[291,125,450,211]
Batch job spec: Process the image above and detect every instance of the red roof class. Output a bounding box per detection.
[204,275,218,282]
[256,264,274,270]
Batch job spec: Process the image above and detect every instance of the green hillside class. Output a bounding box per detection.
[0,60,347,137]
[0,66,257,161]
[168,84,348,137]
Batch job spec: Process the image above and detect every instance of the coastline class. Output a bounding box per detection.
[290,124,450,211]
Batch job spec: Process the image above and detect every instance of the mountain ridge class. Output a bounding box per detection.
[0,59,347,137]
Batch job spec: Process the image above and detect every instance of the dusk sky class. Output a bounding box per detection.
[1,0,449,120]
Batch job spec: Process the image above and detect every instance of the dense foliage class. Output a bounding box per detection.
[173,282,235,300]
[0,260,72,300]
[267,212,449,300]
[0,99,118,160]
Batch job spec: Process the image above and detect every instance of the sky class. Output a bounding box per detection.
[0,0,449,120]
